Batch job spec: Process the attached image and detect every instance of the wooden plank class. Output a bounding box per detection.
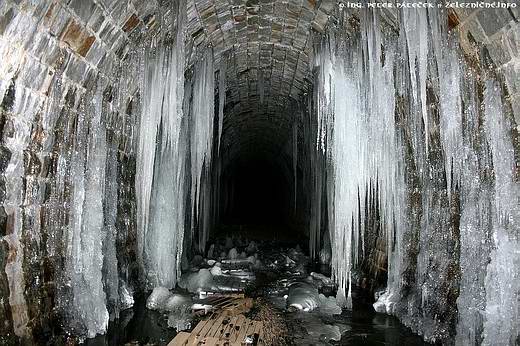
[168,331,191,346]
[191,319,210,337]
[230,315,246,343]
[235,319,255,345]
[257,321,265,345]
[189,315,218,344]
[253,321,263,336]
[207,315,228,338]
[198,336,220,345]
[199,315,220,338]
[222,316,238,340]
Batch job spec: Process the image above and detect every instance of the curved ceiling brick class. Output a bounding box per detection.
[187,0,336,159]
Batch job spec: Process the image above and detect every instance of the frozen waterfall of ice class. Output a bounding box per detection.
[312,7,520,344]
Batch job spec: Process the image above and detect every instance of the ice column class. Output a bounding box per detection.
[66,82,109,338]
[136,0,187,289]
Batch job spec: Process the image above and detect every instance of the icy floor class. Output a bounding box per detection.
[86,237,427,345]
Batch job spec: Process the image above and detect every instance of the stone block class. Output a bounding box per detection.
[46,4,71,37]
[0,7,15,36]
[122,13,139,33]
[503,61,520,95]
[506,23,520,58]
[511,94,520,129]
[476,9,512,37]
[487,33,513,67]
[60,19,95,57]
[69,0,96,23]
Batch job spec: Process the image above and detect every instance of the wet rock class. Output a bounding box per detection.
[207,244,215,258]
[246,241,257,254]
[225,237,233,249]
[191,255,204,268]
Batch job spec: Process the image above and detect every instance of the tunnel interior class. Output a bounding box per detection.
[0,0,520,345]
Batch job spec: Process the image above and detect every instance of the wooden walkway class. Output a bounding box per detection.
[169,295,264,346]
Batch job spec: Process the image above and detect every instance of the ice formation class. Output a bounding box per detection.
[190,48,216,253]
[310,6,520,344]
[146,287,172,310]
[287,282,320,312]
[136,0,188,289]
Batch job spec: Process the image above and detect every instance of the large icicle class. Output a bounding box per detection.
[217,59,226,155]
[190,48,216,253]
[292,120,298,214]
[319,9,400,308]
[481,80,520,345]
[66,82,109,338]
[136,0,187,289]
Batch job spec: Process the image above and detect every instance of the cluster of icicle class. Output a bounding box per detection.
[55,28,141,341]
[136,0,223,290]
[54,18,142,343]
[313,6,520,345]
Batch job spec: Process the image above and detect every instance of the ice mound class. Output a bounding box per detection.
[164,294,192,311]
[146,287,172,310]
[373,290,396,314]
[287,282,320,312]
[228,247,238,259]
[178,269,215,293]
[317,294,342,315]
[246,241,257,254]
[310,272,333,286]
[168,311,192,331]
[120,283,134,310]
[210,262,223,276]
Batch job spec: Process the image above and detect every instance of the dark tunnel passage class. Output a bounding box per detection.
[220,157,290,226]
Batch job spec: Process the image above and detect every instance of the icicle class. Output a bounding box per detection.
[136,0,187,289]
[320,9,399,309]
[66,82,109,338]
[402,2,429,153]
[217,60,226,155]
[481,80,520,346]
[190,48,216,253]
[293,120,298,214]
[430,10,463,197]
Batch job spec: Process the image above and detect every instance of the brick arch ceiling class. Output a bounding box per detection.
[186,0,337,162]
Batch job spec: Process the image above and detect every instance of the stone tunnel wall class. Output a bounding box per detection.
[453,5,520,128]
[0,0,156,342]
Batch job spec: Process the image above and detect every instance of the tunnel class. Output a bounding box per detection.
[1,0,520,345]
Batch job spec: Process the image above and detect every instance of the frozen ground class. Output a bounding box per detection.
[86,234,426,345]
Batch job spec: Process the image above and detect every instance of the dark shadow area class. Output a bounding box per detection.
[220,157,291,226]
